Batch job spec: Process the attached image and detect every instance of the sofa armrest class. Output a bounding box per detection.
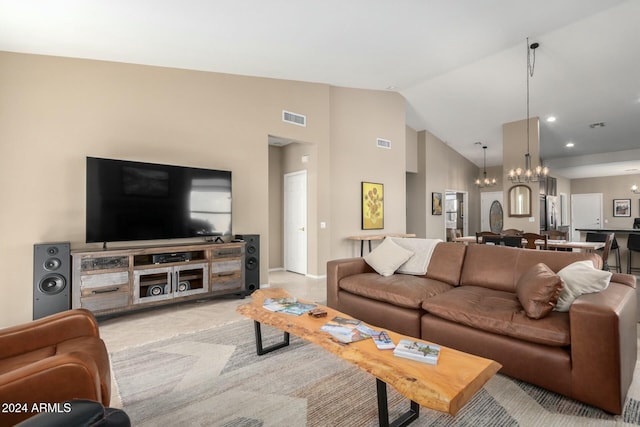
[0,309,100,359]
[610,272,637,288]
[326,258,374,308]
[569,281,637,414]
[0,352,104,426]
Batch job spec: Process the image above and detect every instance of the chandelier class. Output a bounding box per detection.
[507,38,549,183]
[475,144,497,188]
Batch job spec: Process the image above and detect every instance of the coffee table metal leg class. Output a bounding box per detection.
[253,321,290,355]
[376,378,420,427]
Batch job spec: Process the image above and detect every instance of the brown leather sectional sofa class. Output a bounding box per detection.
[327,242,637,414]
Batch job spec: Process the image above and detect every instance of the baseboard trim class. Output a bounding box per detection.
[267,268,325,280]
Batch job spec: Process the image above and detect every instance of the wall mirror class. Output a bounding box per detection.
[508,185,532,217]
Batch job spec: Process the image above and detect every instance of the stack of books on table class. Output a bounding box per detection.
[393,339,440,365]
[262,297,317,316]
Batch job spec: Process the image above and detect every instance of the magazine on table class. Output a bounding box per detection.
[321,316,370,343]
[393,339,440,364]
[263,297,298,311]
[320,317,394,347]
[262,297,316,316]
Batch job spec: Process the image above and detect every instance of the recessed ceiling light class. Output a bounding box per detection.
[546,116,556,122]
[565,142,575,148]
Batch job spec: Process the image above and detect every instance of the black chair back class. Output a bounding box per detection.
[628,233,640,252]
[586,232,619,250]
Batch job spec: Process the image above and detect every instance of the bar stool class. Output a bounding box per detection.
[627,233,640,275]
[586,232,621,273]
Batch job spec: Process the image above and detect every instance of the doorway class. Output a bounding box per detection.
[481,191,504,233]
[444,190,468,240]
[284,170,307,275]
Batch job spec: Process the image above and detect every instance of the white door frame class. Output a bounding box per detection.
[284,170,307,275]
[443,190,468,239]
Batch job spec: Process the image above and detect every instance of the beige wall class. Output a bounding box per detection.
[0,52,406,326]
[329,87,407,258]
[405,126,418,173]
[268,145,284,269]
[407,130,481,239]
[571,174,640,229]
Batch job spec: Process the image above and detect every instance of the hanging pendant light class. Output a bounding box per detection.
[475,144,497,188]
[507,37,549,183]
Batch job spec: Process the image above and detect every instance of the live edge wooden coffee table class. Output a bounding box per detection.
[237,288,501,427]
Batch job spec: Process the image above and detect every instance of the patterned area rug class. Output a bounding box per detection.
[111,319,640,426]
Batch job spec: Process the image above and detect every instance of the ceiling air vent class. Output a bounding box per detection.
[376,138,391,149]
[282,110,306,127]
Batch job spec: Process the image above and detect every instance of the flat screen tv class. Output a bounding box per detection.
[86,157,232,243]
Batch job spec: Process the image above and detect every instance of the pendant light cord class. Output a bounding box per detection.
[526,37,537,168]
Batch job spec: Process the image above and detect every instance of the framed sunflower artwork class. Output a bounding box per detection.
[361,182,384,230]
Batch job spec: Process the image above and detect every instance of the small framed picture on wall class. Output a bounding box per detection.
[613,199,631,217]
[432,192,442,215]
[362,182,384,230]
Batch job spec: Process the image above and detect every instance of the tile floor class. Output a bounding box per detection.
[99,271,326,408]
[99,271,326,352]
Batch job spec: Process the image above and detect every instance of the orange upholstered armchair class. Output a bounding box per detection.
[0,309,111,425]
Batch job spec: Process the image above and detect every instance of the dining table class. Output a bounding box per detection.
[452,236,605,252]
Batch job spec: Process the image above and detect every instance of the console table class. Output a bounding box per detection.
[71,241,245,317]
[347,233,416,256]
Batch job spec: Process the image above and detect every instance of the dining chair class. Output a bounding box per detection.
[502,229,524,236]
[476,231,500,244]
[546,229,568,240]
[599,233,615,272]
[522,233,547,250]
[627,233,640,275]
[498,236,524,247]
[586,232,620,273]
[483,235,522,247]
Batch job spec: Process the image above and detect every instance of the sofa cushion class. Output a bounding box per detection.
[516,263,563,319]
[460,244,603,293]
[363,238,414,277]
[422,286,570,346]
[339,273,453,309]
[391,238,441,275]
[425,242,467,286]
[554,260,613,312]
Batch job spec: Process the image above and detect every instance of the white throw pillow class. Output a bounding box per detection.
[554,260,612,312]
[364,238,414,277]
[391,238,442,275]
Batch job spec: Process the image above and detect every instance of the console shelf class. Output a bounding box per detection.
[72,241,246,316]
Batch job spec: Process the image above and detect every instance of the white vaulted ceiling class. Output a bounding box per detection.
[1,0,638,178]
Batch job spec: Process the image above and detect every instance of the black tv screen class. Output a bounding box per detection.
[86,157,232,243]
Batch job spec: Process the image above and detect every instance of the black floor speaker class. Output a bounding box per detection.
[236,234,259,295]
[33,242,71,320]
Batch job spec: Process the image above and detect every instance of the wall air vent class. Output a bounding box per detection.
[376,138,391,149]
[282,110,306,127]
